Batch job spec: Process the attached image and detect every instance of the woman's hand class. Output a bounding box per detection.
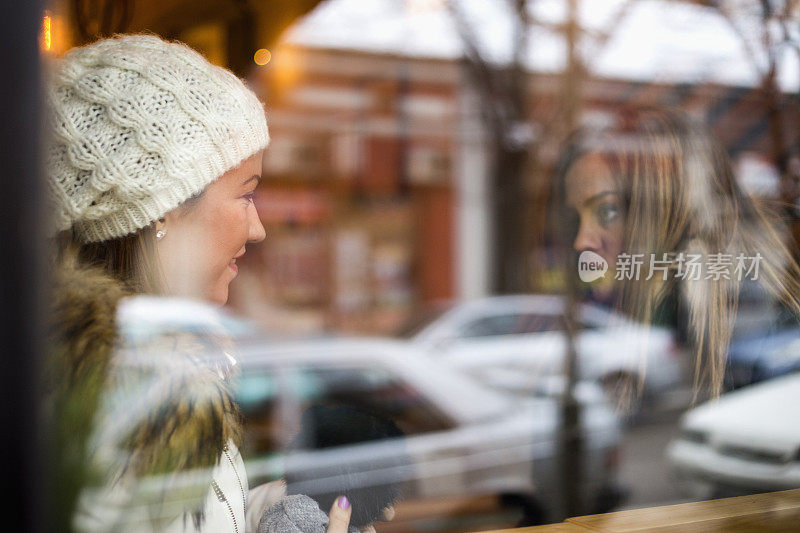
[380,506,395,522]
[325,496,352,533]
[357,505,396,533]
[249,484,393,533]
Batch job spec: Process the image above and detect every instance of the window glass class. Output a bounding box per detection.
[45,3,800,529]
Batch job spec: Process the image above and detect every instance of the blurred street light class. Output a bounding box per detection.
[254,48,272,66]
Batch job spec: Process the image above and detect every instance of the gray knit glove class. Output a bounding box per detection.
[257,494,358,533]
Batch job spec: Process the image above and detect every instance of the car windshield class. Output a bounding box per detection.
[394,303,455,338]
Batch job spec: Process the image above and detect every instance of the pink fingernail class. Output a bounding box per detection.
[338,496,350,509]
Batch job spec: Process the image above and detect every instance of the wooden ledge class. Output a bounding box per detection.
[482,489,800,532]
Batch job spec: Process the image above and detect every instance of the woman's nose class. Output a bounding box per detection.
[573,220,603,253]
[248,209,266,243]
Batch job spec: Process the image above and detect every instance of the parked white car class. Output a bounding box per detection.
[667,374,800,498]
[403,295,683,401]
[233,337,624,524]
[85,297,622,529]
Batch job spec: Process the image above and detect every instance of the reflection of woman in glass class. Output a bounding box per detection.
[553,106,800,394]
[46,35,354,532]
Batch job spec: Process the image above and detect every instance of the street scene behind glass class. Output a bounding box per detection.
[28,0,800,531]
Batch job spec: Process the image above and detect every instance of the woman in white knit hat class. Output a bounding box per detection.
[46,35,354,533]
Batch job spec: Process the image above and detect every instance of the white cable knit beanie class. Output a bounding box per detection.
[46,34,270,243]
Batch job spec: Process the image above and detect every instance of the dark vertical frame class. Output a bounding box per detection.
[227,3,256,78]
[0,0,45,530]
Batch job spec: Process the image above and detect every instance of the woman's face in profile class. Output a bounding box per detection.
[157,150,267,305]
[565,152,625,293]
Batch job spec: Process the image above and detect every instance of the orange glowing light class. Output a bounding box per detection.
[42,13,52,52]
[271,46,302,87]
[254,48,272,66]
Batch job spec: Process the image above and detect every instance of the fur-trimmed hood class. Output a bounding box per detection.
[48,248,243,528]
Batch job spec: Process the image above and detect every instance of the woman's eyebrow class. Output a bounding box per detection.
[243,174,262,186]
[585,190,618,206]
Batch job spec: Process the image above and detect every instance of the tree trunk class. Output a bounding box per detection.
[492,143,529,293]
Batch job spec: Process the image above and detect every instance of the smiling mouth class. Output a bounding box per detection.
[229,258,239,273]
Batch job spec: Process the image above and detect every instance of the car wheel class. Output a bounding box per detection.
[500,493,546,527]
[600,371,642,417]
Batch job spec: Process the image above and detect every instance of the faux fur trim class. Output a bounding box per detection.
[49,246,242,523]
[47,246,130,529]
[51,246,129,389]
[112,331,243,480]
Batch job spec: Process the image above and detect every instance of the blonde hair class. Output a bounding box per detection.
[56,192,205,295]
[555,107,800,396]
[57,225,166,295]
